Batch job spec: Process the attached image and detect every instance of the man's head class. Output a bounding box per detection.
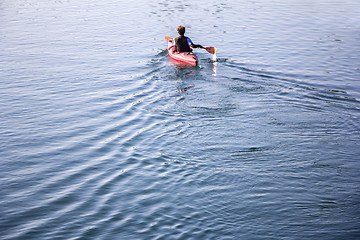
[177,25,186,36]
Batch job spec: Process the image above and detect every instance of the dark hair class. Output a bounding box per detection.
[177,25,185,35]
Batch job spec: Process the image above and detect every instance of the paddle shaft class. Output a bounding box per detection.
[165,36,216,54]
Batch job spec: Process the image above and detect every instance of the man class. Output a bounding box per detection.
[175,25,204,52]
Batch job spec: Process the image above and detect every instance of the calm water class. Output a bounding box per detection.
[1,0,360,239]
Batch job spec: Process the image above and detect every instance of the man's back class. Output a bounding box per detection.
[175,36,191,52]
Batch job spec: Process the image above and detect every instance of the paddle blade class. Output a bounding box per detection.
[205,47,217,54]
[165,36,174,41]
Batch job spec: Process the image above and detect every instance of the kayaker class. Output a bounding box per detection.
[175,25,204,53]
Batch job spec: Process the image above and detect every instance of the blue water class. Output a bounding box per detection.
[1,0,360,239]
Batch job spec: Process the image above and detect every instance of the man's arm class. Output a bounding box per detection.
[187,37,204,49]
[190,44,204,49]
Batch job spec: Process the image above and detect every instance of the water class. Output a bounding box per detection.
[1,0,360,239]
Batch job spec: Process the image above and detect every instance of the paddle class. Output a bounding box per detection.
[165,36,217,54]
[205,46,217,55]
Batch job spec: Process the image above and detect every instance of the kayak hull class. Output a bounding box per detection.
[167,40,198,66]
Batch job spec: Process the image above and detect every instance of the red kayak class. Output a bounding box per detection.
[167,38,198,66]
